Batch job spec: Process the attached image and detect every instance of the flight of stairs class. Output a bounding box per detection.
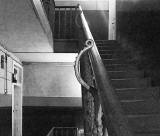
[96,40,160,136]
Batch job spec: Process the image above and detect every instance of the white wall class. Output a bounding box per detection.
[23,62,81,97]
[0,0,53,52]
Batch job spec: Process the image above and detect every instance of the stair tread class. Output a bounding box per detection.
[105,64,139,71]
[97,40,160,135]
[100,53,133,60]
[128,114,160,132]
[116,87,160,100]
[121,99,160,114]
[97,46,119,50]
[108,70,144,78]
[96,40,117,44]
[111,78,151,89]
[103,59,137,65]
[135,132,160,136]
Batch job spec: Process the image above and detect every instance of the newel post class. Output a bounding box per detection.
[108,0,116,40]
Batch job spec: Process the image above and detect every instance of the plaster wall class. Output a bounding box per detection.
[0,0,53,53]
[23,62,81,97]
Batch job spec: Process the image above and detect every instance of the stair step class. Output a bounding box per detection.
[100,53,132,60]
[103,59,135,65]
[111,78,151,89]
[116,87,160,100]
[108,70,144,79]
[97,40,160,136]
[100,54,125,59]
[99,49,132,59]
[96,40,117,45]
[103,59,126,65]
[105,64,138,71]
[100,54,113,59]
[99,50,115,54]
[96,43,118,47]
[128,114,160,133]
[97,45,119,50]
[135,133,160,136]
[98,47,128,52]
[121,99,160,114]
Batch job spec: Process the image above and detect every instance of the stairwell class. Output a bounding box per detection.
[96,40,160,136]
[43,2,160,136]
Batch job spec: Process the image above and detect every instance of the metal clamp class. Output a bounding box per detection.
[74,39,94,90]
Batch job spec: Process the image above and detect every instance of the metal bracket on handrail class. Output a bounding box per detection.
[74,39,94,90]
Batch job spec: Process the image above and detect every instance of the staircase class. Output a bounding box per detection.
[96,40,160,136]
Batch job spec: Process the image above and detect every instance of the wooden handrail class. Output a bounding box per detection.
[46,127,55,136]
[77,5,134,136]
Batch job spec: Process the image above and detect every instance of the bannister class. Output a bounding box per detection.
[75,4,134,136]
[46,127,78,136]
[55,6,78,39]
[47,127,55,136]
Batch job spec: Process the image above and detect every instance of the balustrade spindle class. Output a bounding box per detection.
[58,8,61,38]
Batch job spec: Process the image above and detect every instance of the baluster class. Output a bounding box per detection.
[66,128,68,136]
[74,128,76,136]
[55,129,58,136]
[74,7,78,39]
[64,8,67,39]
[62,128,63,136]
[70,8,72,39]
[58,8,61,39]
[52,128,54,136]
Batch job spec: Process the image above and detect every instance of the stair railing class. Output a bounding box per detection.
[46,127,78,136]
[75,4,134,136]
[54,6,78,39]
[47,127,55,136]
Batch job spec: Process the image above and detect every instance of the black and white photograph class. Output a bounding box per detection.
[0,0,160,136]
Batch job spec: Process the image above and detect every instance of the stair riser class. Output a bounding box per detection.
[97,46,118,50]
[97,44,118,46]
[100,53,132,60]
[105,64,138,71]
[121,100,160,114]
[99,50,115,54]
[128,115,160,133]
[108,71,144,79]
[111,78,151,89]
[100,54,113,59]
[116,88,159,100]
[103,59,137,65]
[135,134,160,136]
[96,40,117,45]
